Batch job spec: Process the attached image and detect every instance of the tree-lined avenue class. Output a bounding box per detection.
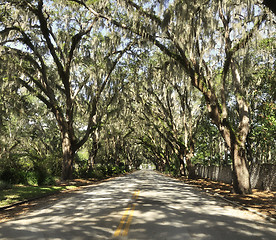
[1,0,275,196]
[0,170,275,239]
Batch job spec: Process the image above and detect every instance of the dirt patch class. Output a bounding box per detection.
[178,177,276,221]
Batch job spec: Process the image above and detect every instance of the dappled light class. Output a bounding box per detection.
[0,171,275,239]
[179,177,276,219]
[0,1,275,237]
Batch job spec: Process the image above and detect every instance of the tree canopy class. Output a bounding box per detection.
[0,0,275,194]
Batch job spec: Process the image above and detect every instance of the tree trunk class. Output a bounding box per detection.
[88,130,99,172]
[186,157,196,179]
[88,151,95,169]
[185,143,196,179]
[185,152,196,179]
[179,160,186,176]
[219,125,252,194]
[191,63,252,194]
[61,132,75,180]
[231,141,252,194]
[178,146,186,176]
[230,62,252,194]
[88,144,98,174]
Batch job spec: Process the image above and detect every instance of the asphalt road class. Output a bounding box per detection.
[0,170,275,240]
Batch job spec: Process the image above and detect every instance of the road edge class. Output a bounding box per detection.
[156,171,276,224]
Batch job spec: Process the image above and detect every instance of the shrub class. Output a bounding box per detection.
[0,168,26,184]
[89,168,105,180]
[25,167,55,186]
[43,175,56,185]
[35,166,48,186]
[0,180,12,190]
[26,171,38,185]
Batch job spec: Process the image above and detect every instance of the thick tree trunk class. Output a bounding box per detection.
[178,145,187,176]
[218,125,252,194]
[186,157,196,179]
[178,147,186,176]
[185,144,196,179]
[61,132,75,180]
[191,65,252,194]
[215,119,252,194]
[230,63,252,194]
[231,140,252,194]
[179,161,186,176]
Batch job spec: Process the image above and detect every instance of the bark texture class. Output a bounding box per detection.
[61,132,75,180]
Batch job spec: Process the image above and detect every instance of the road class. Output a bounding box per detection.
[0,170,275,239]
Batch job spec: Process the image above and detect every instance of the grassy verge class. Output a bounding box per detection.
[0,185,77,208]
[0,170,132,209]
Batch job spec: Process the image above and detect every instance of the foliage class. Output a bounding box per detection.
[0,0,275,194]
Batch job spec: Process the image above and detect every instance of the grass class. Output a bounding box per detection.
[0,185,77,208]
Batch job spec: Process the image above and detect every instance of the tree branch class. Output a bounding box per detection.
[65,17,98,76]
[222,13,267,83]
[75,41,134,150]
[33,0,66,83]
[69,0,190,70]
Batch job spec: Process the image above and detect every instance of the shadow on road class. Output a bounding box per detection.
[0,170,275,240]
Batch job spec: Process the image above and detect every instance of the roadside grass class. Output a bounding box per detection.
[0,185,77,208]
[0,171,131,211]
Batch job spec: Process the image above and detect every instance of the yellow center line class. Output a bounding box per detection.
[113,204,131,237]
[113,190,140,238]
[122,203,136,236]
[134,190,140,200]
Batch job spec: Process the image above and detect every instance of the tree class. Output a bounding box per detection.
[246,36,276,164]
[71,0,275,194]
[119,49,203,176]
[0,0,131,179]
[0,78,62,184]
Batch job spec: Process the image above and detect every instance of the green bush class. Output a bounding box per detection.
[0,180,12,190]
[112,166,119,175]
[25,171,38,185]
[73,162,130,180]
[90,168,105,180]
[43,175,56,185]
[35,166,48,186]
[74,165,89,178]
[0,168,26,184]
[21,167,56,186]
